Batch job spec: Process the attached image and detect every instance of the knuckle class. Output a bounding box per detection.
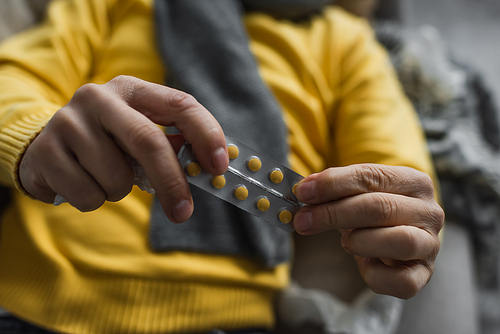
[127,123,165,154]
[33,133,57,157]
[71,83,115,115]
[31,190,56,204]
[106,187,133,203]
[31,131,67,168]
[106,177,134,202]
[423,202,445,233]
[424,261,436,281]
[402,269,424,299]
[108,75,140,102]
[73,83,103,102]
[74,192,106,212]
[20,172,39,198]
[110,74,135,84]
[165,91,199,114]
[399,280,421,299]
[206,122,225,139]
[356,164,390,193]
[433,204,446,229]
[48,108,80,132]
[161,176,188,202]
[397,264,431,299]
[398,228,420,260]
[22,142,57,199]
[415,171,435,198]
[368,193,399,223]
[364,270,388,296]
[428,238,441,261]
[109,75,138,90]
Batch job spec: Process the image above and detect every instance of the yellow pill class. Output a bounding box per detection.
[256,197,271,212]
[270,169,284,184]
[234,186,249,201]
[211,175,226,189]
[279,210,293,224]
[292,184,297,196]
[247,157,262,172]
[187,162,201,177]
[228,145,239,160]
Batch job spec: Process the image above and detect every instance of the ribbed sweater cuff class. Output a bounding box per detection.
[0,106,57,194]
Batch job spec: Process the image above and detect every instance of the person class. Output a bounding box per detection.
[0,0,444,333]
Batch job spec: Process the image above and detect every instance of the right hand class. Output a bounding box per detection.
[293,164,444,299]
[19,75,228,223]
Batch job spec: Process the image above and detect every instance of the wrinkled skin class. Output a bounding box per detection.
[20,76,444,299]
[20,75,229,223]
[293,164,444,299]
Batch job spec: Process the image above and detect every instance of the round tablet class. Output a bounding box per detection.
[228,145,239,160]
[187,162,201,177]
[269,169,284,184]
[247,157,262,172]
[256,197,270,212]
[234,186,249,201]
[279,210,293,224]
[292,183,297,196]
[211,175,226,189]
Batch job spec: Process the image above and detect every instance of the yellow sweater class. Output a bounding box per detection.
[0,0,436,333]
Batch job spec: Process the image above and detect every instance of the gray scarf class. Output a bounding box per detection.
[150,0,331,267]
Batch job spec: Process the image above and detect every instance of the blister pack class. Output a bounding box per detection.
[178,136,304,232]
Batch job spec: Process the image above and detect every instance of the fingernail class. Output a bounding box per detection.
[341,231,350,251]
[294,210,313,234]
[171,200,192,223]
[211,147,228,173]
[297,181,316,202]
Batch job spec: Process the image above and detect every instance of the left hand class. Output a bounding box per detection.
[293,164,445,299]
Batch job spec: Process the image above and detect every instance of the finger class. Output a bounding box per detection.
[361,257,433,299]
[293,192,444,235]
[69,82,194,222]
[76,132,184,203]
[50,163,107,212]
[67,121,135,203]
[19,143,58,204]
[51,106,135,202]
[103,76,228,175]
[22,134,106,211]
[341,226,440,261]
[100,98,192,222]
[295,164,436,204]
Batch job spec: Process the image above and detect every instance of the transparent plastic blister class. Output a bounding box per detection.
[178,136,304,232]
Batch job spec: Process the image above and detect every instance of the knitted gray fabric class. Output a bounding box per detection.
[150,0,330,267]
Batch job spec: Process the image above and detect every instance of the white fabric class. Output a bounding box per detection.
[276,282,403,334]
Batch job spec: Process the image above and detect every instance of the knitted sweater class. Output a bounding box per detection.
[0,0,436,333]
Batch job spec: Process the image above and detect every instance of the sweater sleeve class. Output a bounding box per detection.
[0,0,113,189]
[327,10,437,183]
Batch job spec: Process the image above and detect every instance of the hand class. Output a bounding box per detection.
[19,75,228,222]
[293,164,445,299]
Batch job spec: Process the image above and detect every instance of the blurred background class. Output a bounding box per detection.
[336,0,500,107]
[402,0,500,107]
